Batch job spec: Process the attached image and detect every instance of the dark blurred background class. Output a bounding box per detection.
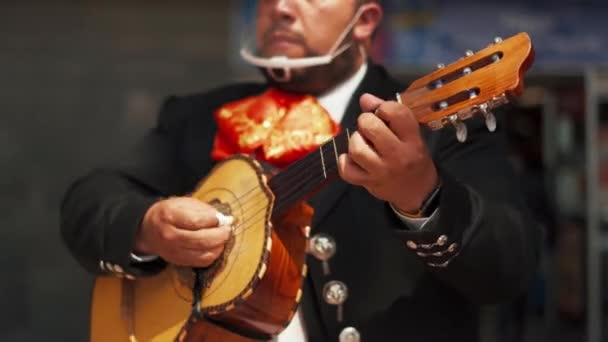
[1,1,607,341]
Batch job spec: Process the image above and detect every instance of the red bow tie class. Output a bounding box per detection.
[211,88,340,167]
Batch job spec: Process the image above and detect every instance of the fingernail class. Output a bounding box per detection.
[216,212,234,226]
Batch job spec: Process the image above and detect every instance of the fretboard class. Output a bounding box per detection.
[268,129,351,217]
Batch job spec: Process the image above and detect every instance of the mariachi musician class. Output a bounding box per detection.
[60,1,541,341]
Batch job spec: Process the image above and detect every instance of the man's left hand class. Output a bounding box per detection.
[338,93,439,214]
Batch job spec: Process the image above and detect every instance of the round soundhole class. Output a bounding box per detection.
[174,158,272,313]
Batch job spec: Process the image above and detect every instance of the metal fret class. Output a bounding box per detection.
[332,137,339,164]
[319,145,327,179]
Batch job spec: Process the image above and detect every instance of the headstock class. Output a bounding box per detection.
[399,32,535,142]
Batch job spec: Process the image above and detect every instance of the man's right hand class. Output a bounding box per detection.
[134,197,233,267]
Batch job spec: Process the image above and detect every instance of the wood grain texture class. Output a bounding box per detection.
[90,270,191,342]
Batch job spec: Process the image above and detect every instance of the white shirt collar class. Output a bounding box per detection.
[317,63,368,124]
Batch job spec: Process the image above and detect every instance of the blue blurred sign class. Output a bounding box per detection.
[232,0,608,70]
[380,0,608,69]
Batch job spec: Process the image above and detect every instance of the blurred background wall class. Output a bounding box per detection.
[0,1,237,341]
[1,1,607,341]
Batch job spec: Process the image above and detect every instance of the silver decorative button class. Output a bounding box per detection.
[309,234,336,275]
[437,235,448,246]
[339,326,360,342]
[323,280,348,322]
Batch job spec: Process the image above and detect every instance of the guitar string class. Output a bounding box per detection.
[192,205,298,300]
[195,229,253,300]
[197,129,348,216]
[229,166,340,238]
[191,138,346,297]
[214,161,339,237]
[268,142,341,202]
[194,162,335,300]
[204,144,339,219]
[224,131,346,210]
[196,155,339,243]
[203,157,327,221]
[213,134,346,214]
[268,141,344,214]
[199,196,320,299]
[270,132,347,195]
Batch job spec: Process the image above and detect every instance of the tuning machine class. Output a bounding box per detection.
[473,94,508,132]
[449,115,468,143]
[474,103,495,132]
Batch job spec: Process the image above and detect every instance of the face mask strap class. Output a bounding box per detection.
[326,6,367,56]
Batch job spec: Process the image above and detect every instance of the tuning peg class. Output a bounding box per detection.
[433,79,444,89]
[465,50,474,57]
[436,63,445,69]
[449,115,468,143]
[463,67,472,75]
[478,103,497,132]
[493,36,503,44]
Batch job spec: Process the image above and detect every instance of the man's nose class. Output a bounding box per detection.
[272,0,297,23]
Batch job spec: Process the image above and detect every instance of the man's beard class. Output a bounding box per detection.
[259,43,362,96]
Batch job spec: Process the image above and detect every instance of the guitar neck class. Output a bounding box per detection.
[267,32,535,218]
[268,129,351,218]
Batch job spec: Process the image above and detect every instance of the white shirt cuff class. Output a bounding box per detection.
[389,203,440,230]
[130,252,159,263]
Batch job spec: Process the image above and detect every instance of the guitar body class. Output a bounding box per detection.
[90,155,309,341]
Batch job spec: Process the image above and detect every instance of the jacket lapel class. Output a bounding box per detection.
[308,63,405,229]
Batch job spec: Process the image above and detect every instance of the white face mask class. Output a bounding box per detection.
[240,6,367,83]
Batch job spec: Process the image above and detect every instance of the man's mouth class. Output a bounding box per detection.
[264,31,304,48]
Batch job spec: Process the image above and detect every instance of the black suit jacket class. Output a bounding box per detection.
[60,63,541,342]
